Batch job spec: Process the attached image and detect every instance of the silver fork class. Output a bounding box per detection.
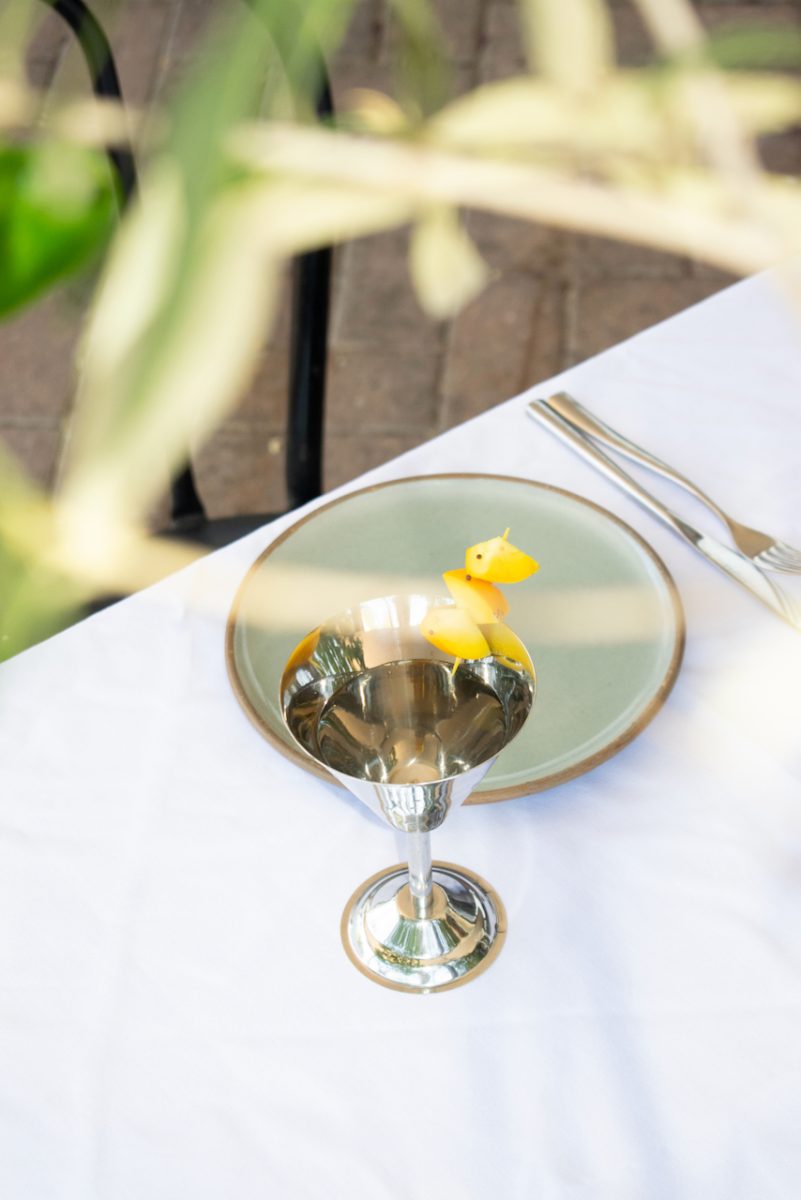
[528,398,801,630]
[547,392,801,575]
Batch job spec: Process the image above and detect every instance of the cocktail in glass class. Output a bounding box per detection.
[280,594,534,993]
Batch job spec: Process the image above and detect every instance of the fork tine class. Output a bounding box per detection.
[776,541,801,563]
[759,544,801,573]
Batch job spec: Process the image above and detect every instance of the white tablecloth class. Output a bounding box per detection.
[1,269,800,1199]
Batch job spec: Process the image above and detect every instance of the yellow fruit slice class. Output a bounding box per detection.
[420,605,490,660]
[442,569,509,624]
[482,622,535,677]
[283,627,321,675]
[465,531,539,584]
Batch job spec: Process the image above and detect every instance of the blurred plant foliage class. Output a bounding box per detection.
[2,0,801,659]
[0,140,116,315]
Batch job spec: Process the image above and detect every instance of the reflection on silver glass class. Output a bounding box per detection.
[280,594,535,993]
[319,659,507,783]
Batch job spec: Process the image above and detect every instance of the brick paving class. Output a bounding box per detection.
[4,0,799,519]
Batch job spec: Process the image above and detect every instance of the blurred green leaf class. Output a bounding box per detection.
[0,0,38,85]
[520,0,614,90]
[429,71,801,161]
[221,164,416,251]
[410,207,488,318]
[340,89,409,135]
[221,117,801,271]
[257,0,356,113]
[0,140,116,317]
[386,0,451,120]
[693,26,801,72]
[430,76,667,158]
[170,0,356,195]
[63,168,281,523]
[0,540,83,661]
[59,0,365,523]
[0,444,83,661]
[722,74,801,135]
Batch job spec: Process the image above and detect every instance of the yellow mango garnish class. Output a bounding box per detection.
[420,528,538,671]
[465,528,539,584]
[283,627,320,675]
[420,605,491,660]
[442,569,509,625]
[481,622,535,677]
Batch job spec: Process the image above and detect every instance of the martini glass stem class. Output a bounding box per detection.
[407,829,433,919]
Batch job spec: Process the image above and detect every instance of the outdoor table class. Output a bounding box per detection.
[1,267,800,1198]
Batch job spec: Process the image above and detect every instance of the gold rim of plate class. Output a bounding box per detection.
[224,473,686,804]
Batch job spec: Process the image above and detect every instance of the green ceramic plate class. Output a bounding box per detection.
[226,474,684,802]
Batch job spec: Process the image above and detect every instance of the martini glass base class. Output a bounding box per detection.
[341,861,507,994]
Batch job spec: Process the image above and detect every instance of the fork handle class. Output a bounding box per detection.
[526,398,695,543]
[546,391,726,522]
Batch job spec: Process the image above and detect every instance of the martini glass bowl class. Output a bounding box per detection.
[279,594,535,993]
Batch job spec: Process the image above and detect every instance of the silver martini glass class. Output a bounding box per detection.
[279,594,535,994]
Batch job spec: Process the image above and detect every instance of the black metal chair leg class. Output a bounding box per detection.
[169,464,208,528]
[287,244,332,508]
